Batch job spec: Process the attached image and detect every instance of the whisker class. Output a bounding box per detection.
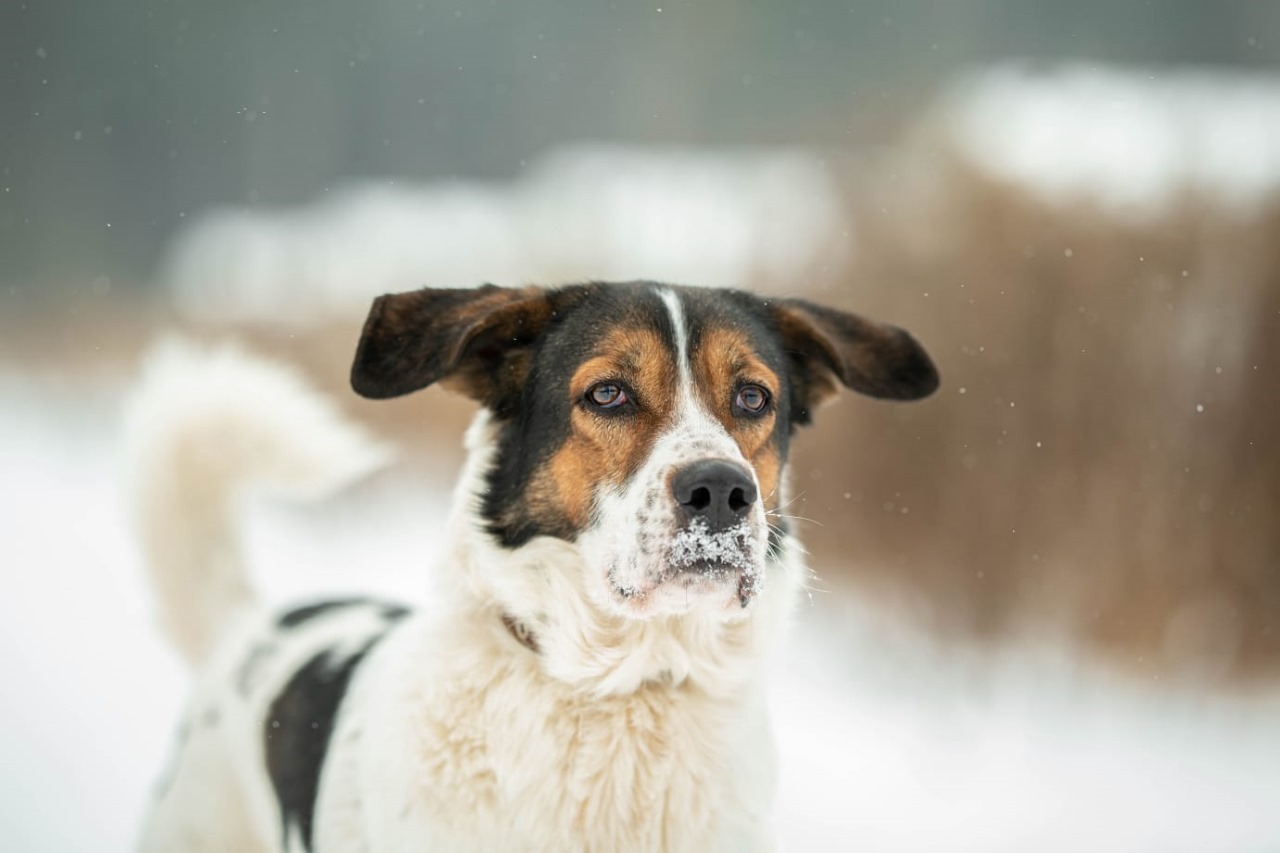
[765,510,823,528]
[774,489,809,513]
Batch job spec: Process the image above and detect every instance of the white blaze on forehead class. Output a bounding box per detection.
[654,285,741,452]
[650,287,756,514]
[657,285,719,439]
[657,286,695,405]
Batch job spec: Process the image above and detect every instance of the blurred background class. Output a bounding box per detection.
[2,2,1279,851]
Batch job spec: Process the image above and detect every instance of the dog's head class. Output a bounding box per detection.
[352,282,936,619]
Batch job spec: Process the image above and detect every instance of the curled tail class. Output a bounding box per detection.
[123,340,389,666]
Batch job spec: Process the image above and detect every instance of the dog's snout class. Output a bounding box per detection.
[671,460,757,530]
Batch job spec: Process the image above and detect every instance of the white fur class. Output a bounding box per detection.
[133,336,804,852]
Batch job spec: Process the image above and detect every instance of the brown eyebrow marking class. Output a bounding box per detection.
[692,325,784,511]
[528,324,679,531]
[693,326,781,419]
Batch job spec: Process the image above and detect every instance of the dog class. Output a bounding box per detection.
[130,281,937,852]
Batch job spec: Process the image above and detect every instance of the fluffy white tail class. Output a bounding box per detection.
[123,340,389,666]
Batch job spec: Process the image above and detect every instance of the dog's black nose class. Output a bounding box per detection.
[671,460,757,531]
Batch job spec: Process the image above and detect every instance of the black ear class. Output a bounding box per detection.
[351,284,555,409]
[773,298,939,419]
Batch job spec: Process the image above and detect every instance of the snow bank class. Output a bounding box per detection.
[774,599,1280,851]
[161,146,851,324]
[935,63,1280,216]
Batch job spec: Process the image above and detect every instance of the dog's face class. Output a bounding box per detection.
[352,282,936,619]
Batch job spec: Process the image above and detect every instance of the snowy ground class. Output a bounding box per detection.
[2,377,1278,852]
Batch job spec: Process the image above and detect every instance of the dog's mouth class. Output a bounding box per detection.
[609,518,766,612]
[668,560,764,610]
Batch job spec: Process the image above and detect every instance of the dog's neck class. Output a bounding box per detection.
[435,411,802,699]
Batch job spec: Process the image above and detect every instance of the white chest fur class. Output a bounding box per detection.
[317,614,778,853]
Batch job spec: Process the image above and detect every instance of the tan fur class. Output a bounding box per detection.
[692,326,785,510]
[536,326,678,527]
[531,323,789,533]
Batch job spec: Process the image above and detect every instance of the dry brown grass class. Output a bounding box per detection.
[788,160,1280,683]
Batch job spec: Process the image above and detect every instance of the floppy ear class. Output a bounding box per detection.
[773,298,939,421]
[351,284,555,409]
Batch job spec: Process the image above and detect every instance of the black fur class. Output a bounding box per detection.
[263,601,408,848]
[264,639,382,851]
[278,598,410,630]
[771,297,939,404]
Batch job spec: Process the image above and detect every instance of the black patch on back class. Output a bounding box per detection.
[264,637,385,850]
[378,602,411,621]
[278,597,410,629]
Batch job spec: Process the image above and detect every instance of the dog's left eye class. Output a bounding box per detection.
[586,382,629,409]
[735,384,770,414]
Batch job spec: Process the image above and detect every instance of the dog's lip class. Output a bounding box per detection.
[611,561,763,610]
[617,557,760,596]
[669,558,747,578]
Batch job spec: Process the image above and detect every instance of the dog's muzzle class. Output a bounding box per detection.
[668,459,759,576]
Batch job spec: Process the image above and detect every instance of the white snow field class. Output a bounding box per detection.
[2,378,1278,852]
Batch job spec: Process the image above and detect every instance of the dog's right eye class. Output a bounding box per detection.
[586,382,629,409]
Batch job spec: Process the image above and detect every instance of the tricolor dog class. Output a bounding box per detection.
[131,281,937,852]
